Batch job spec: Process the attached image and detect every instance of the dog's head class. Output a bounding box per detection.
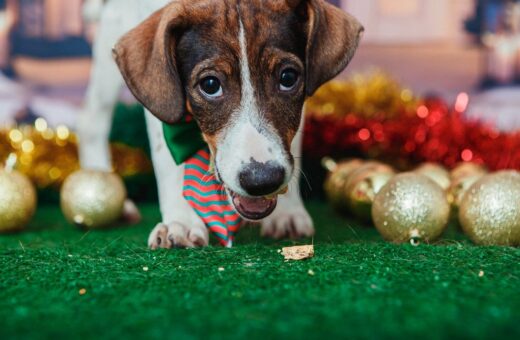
[114,0,362,220]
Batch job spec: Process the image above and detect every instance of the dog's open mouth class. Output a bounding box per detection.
[228,190,278,221]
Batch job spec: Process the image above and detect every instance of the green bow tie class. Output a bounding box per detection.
[162,117,207,165]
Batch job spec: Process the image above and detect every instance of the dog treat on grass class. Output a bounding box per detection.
[281,245,314,260]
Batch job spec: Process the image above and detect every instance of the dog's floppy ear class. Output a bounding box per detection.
[291,0,364,96]
[113,5,186,124]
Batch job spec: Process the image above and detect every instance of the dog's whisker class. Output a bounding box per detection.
[295,167,312,191]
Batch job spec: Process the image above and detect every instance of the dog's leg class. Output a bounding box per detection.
[261,114,315,239]
[144,112,209,249]
[78,1,128,171]
[78,1,141,223]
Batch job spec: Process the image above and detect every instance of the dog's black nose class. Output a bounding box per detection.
[239,161,286,196]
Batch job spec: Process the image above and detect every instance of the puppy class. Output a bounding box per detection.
[78,0,362,248]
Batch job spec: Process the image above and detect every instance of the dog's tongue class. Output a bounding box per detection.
[232,194,277,220]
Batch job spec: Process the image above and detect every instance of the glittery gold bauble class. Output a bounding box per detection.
[345,163,395,220]
[447,173,485,218]
[459,171,520,246]
[450,162,488,182]
[60,170,127,229]
[324,159,364,212]
[414,163,451,190]
[0,169,37,232]
[372,173,450,244]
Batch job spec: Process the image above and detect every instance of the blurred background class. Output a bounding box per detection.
[1,0,520,128]
[1,0,520,201]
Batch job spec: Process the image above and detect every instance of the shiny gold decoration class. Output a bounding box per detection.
[305,72,418,118]
[414,163,451,190]
[60,170,127,229]
[0,168,37,232]
[345,162,395,220]
[372,173,450,244]
[450,162,488,182]
[0,122,152,190]
[447,174,485,216]
[447,163,488,219]
[459,171,520,246]
[323,158,364,212]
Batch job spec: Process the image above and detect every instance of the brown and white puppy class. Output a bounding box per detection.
[79,0,362,248]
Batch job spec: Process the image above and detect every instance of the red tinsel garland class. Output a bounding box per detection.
[303,96,520,171]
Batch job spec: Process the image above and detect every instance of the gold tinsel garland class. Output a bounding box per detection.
[305,72,419,118]
[0,119,152,189]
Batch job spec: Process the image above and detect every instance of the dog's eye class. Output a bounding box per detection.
[279,68,299,91]
[199,76,223,98]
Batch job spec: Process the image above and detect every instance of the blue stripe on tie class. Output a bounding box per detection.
[193,154,210,165]
[207,219,241,228]
[184,175,221,186]
[183,185,225,197]
[184,197,231,207]
[185,164,209,175]
[210,231,228,241]
[197,210,238,217]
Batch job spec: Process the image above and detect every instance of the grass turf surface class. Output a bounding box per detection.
[1,201,519,339]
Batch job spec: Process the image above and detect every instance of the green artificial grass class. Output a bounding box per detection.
[1,201,519,340]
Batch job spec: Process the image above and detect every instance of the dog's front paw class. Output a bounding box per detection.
[261,205,314,240]
[148,222,209,249]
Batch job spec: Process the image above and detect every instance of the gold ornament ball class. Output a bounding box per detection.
[0,170,37,232]
[372,173,450,244]
[345,162,395,220]
[447,173,485,218]
[450,162,488,182]
[415,163,451,190]
[61,170,127,229]
[459,171,520,246]
[324,159,364,212]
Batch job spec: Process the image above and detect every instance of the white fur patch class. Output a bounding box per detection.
[237,19,258,119]
[214,14,292,196]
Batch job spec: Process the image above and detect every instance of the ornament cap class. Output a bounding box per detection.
[409,228,422,246]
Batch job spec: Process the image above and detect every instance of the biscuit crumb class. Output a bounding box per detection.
[79,288,87,295]
[281,245,314,260]
[143,266,149,272]
[478,270,484,277]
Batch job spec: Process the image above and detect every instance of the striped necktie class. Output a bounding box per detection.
[183,148,243,247]
[163,115,243,247]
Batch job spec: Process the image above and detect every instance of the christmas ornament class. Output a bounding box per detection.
[323,158,364,212]
[345,162,395,220]
[0,156,37,232]
[372,173,450,244]
[60,170,127,229]
[459,171,520,246]
[446,173,485,217]
[414,163,451,190]
[304,74,520,172]
[0,116,152,190]
[450,162,488,181]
